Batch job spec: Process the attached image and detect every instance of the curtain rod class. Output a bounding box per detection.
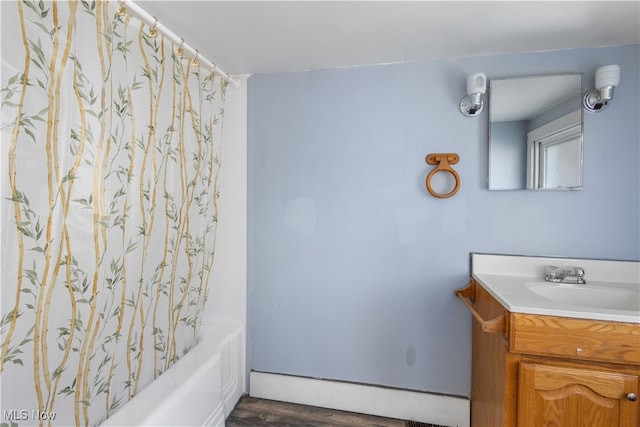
[121,0,241,88]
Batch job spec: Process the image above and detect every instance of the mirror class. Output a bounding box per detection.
[488,74,583,190]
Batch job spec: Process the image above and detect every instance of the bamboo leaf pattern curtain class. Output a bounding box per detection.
[1,1,227,425]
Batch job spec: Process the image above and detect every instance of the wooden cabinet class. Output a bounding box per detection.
[457,279,640,427]
[518,362,638,426]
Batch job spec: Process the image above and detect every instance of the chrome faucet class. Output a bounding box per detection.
[545,266,587,284]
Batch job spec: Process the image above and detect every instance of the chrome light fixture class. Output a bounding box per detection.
[583,65,620,112]
[460,72,487,117]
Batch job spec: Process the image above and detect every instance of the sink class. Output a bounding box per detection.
[471,255,640,322]
[525,282,640,311]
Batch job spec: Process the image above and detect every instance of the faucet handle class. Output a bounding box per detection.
[573,267,586,283]
[545,265,560,282]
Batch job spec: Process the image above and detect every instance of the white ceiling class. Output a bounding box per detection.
[138,1,640,75]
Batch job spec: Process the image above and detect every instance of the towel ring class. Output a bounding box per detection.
[425,153,460,198]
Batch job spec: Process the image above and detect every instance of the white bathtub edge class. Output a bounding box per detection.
[101,322,245,427]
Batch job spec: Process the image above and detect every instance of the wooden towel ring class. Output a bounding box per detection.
[425,153,460,198]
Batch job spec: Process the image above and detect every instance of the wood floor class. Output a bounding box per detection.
[226,396,406,427]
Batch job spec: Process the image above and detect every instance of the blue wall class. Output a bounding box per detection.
[489,120,528,189]
[247,45,640,397]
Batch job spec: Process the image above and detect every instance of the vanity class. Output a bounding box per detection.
[457,254,640,426]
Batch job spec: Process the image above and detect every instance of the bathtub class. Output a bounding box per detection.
[101,323,245,427]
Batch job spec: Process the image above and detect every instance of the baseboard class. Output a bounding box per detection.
[249,371,470,427]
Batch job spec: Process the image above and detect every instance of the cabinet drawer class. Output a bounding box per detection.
[510,313,640,365]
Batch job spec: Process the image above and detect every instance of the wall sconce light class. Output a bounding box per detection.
[583,65,620,112]
[460,72,487,117]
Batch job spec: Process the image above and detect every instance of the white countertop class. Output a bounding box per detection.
[471,254,640,324]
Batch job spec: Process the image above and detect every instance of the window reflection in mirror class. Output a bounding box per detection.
[488,74,583,190]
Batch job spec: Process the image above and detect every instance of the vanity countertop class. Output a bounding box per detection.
[471,254,640,324]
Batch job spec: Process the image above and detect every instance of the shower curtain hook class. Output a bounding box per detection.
[117,1,126,17]
[149,17,159,38]
[192,50,200,67]
[176,38,184,56]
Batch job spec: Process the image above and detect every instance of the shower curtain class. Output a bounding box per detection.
[1,1,227,425]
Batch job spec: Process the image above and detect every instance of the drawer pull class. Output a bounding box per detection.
[455,281,505,334]
[628,393,638,402]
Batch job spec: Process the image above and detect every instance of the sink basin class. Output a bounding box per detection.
[525,282,640,311]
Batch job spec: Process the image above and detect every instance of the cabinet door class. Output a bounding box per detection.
[518,362,639,427]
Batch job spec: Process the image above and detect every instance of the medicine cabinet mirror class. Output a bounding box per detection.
[488,74,583,190]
